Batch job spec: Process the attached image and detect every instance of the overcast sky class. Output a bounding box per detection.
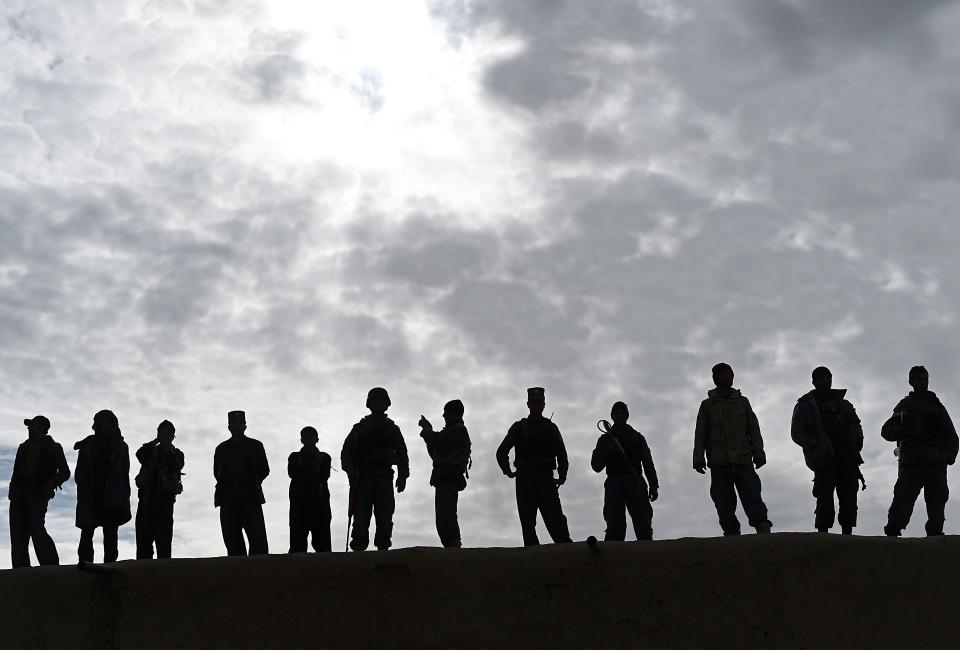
[2,0,960,567]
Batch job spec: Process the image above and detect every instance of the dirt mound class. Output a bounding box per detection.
[1,533,955,649]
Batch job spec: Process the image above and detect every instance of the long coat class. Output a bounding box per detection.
[74,434,132,528]
[791,389,864,470]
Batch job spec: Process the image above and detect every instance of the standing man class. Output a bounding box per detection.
[693,363,772,535]
[213,410,270,556]
[419,399,471,548]
[496,387,572,546]
[882,366,958,536]
[791,367,865,534]
[341,388,409,551]
[134,420,185,559]
[288,426,332,553]
[8,415,70,568]
[591,401,658,541]
[75,410,132,563]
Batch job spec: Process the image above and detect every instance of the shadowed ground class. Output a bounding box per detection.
[0,533,955,649]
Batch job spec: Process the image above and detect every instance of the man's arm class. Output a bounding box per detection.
[640,437,658,491]
[846,401,864,452]
[941,404,959,465]
[554,425,569,485]
[135,441,155,465]
[745,398,766,468]
[496,424,519,476]
[256,441,270,483]
[790,402,815,448]
[693,402,709,472]
[881,400,906,442]
[590,435,609,474]
[287,452,298,479]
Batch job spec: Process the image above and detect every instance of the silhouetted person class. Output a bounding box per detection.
[693,363,772,535]
[341,387,409,551]
[8,415,70,568]
[74,410,131,563]
[288,426,332,553]
[591,402,658,541]
[419,399,471,548]
[213,410,270,555]
[882,366,958,536]
[134,420,185,559]
[496,387,572,546]
[791,367,865,534]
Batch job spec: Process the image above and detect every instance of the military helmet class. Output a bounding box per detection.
[366,387,391,408]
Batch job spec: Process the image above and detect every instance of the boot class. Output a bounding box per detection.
[841,526,853,535]
[754,521,772,534]
[817,528,829,533]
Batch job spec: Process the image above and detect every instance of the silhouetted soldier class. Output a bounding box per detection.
[341,388,409,551]
[8,415,70,568]
[213,410,270,555]
[591,402,658,541]
[134,420,185,559]
[791,367,865,534]
[496,387,572,546]
[288,426,332,553]
[882,366,959,536]
[74,410,131,563]
[419,399,471,548]
[693,363,772,535]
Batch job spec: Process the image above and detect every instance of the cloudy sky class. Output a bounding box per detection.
[2,0,960,567]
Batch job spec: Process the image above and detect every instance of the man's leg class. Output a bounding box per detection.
[923,464,949,536]
[515,475,540,546]
[316,498,332,553]
[27,498,59,566]
[623,476,653,541]
[885,465,924,535]
[603,476,628,542]
[155,498,175,559]
[135,500,154,559]
[10,499,31,568]
[733,463,770,530]
[836,463,861,534]
[372,474,396,550]
[220,503,248,556]
[243,502,269,555]
[538,474,572,544]
[435,481,461,547]
[350,478,374,551]
[78,527,95,563]
[103,525,119,563]
[709,466,741,535]
[812,463,838,532]
[289,503,309,553]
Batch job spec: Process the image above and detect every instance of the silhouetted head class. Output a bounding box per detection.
[909,366,929,393]
[300,426,319,449]
[23,415,50,440]
[443,399,465,425]
[527,387,546,417]
[812,366,833,391]
[712,363,734,390]
[611,401,629,426]
[92,410,120,438]
[366,387,391,414]
[157,420,176,445]
[227,410,247,437]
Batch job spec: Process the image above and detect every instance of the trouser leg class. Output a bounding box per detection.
[812,464,838,531]
[515,475,540,546]
[435,481,461,547]
[886,465,924,534]
[538,475,571,544]
[372,475,395,550]
[350,480,374,552]
[315,498,332,552]
[135,499,155,559]
[836,463,861,531]
[78,527,95,563]
[27,498,59,566]
[220,503,248,556]
[709,466,741,535]
[103,525,119,563]
[154,498,175,559]
[289,504,309,553]
[603,477,628,542]
[242,502,269,555]
[734,463,769,528]
[923,464,949,536]
[10,499,31,568]
[623,476,653,541]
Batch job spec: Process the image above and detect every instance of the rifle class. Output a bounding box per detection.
[345,426,360,552]
[597,420,648,495]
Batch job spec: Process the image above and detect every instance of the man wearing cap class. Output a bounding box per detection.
[134,420,186,559]
[287,426,332,553]
[791,367,865,534]
[496,387,572,546]
[419,399,472,548]
[693,363,772,535]
[341,387,409,551]
[8,416,71,567]
[213,411,270,555]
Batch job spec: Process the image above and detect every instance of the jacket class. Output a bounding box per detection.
[213,436,270,506]
[8,435,70,501]
[881,391,959,466]
[496,416,569,481]
[421,422,471,489]
[591,423,658,490]
[791,389,864,470]
[288,449,331,504]
[340,414,409,481]
[74,433,131,528]
[135,441,185,502]
[693,388,765,468]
